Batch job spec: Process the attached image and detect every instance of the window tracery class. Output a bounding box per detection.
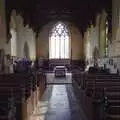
[49,22,70,59]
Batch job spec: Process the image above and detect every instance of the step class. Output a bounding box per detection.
[106,92,120,96]
[108,100,120,106]
[105,87,120,92]
[106,94,120,100]
[106,114,120,120]
[108,106,120,114]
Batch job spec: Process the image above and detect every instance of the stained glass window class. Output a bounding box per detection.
[49,22,70,59]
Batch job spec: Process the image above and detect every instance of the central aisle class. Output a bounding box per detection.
[46,73,72,84]
[30,85,87,120]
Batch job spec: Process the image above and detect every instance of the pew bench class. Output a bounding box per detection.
[73,72,120,120]
[0,72,46,120]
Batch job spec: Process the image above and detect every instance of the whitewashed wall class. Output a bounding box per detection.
[10,12,36,60]
[84,25,99,66]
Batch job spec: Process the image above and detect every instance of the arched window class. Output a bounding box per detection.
[10,15,17,56]
[105,20,108,57]
[49,22,70,59]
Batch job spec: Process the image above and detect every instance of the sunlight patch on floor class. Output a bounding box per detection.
[30,101,49,120]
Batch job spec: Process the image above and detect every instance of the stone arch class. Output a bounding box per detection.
[93,47,99,57]
[10,10,17,56]
[24,42,30,59]
[99,10,108,57]
[10,10,17,30]
[93,46,99,65]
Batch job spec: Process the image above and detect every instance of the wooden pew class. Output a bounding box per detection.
[0,73,32,120]
[104,87,120,120]
[84,74,120,96]
[36,71,46,100]
[0,72,47,120]
[0,87,25,120]
[73,72,120,120]
[83,74,120,120]
[72,66,82,85]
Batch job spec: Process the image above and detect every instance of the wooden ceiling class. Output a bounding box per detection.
[6,0,112,37]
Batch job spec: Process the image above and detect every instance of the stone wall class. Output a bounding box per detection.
[96,0,120,73]
[0,6,36,60]
[84,10,113,68]
[112,0,120,56]
[84,13,102,66]
[0,0,7,51]
[9,10,36,60]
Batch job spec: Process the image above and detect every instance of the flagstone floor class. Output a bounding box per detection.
[30,74,87,120]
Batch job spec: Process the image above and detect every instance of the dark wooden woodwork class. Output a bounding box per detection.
[0,71,46,120]
[72,71,120,120]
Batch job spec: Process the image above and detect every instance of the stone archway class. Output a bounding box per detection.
[10,10,17,56]
[24,42,30,59]
[93,47,99,66]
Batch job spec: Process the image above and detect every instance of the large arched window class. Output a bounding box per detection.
[49,22,70,59]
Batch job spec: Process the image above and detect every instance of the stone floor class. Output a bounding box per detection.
[46,73,72,84]
[30,84,87,120]
[30,73,87,120]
